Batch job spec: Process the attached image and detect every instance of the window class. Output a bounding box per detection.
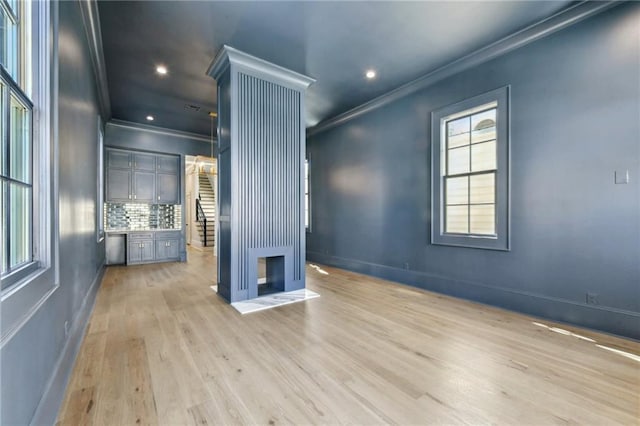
[1,0,54,341]
[1,0,36,286]
[97,116,104,241]
[304,158,310,231]
[431,86,509,250]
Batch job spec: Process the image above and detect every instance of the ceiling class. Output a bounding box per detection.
[98,1,574,136]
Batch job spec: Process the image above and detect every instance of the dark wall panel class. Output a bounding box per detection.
[307,4,640,338]
[235,73,304,296]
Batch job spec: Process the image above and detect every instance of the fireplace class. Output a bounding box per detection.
[247,246,294,299]
[257,255,285,296]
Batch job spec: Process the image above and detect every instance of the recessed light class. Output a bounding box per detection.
[156,65,168,75]
[365,69,376,79]
[146,115,154,121]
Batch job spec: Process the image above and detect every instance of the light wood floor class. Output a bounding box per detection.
[58,248,640,425]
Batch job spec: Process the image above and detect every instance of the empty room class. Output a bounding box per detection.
[1,0,638,425]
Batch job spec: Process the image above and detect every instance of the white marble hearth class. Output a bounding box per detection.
[228,289,320,314]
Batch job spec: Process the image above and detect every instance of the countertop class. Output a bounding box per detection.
[106,229,181,234]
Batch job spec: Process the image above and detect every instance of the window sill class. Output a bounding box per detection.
[1,262,58,345]
[1,261,41,291]
[431,234,509,251]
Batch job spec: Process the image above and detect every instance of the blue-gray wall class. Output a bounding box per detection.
[1,1,106,424]
[307,3,640,339]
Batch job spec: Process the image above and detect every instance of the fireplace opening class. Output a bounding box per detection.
[257,255,285,296]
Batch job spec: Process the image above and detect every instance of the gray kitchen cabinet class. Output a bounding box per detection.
[141,240,154,261]
[134,153,156,171]
[106,168,132,202]
[106,148,180,205]
[128,241,141,263]
[155,238,180,261]
[156,173,179,204]
[107,150,131,169]
[133,171,156,202]
[128,235,154,264]
[128,240,154,263]
[157,155,180,174]
[165,239,179,259]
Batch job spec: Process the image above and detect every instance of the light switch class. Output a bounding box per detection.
[615,170,629,184]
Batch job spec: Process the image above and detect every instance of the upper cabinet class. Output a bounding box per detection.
[156,154,180,204]
[133,153,156,171]
[156,172,179,204]
[157,155,180,174]
[106,148,180,204]
[106,168,132,202]
[107,150,131,169]
[133,171,156,202]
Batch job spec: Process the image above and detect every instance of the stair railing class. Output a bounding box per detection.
[195,198,208,247]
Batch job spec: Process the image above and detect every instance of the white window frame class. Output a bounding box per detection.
[431,86,510,251]
[1,0,57,345]
[1,67,36,286]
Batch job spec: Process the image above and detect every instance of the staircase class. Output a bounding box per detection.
[197,174,216,247]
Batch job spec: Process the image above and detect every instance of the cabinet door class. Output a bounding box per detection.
[106,169,132,202]
[155,239,179,261]
[140,240,154,261]
[166,239,180,259]
[134,153,156,171]
[154,240,167,261]
[128,242,142,263]
[156,173,179,204]
[107,150,131,169]
[157,155,180,174]
[133,171,155,202]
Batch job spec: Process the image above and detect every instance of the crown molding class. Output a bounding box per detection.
[78,0,111,120]
[108,119,215,144]
[307,1,618,137]
[207,45,316,89]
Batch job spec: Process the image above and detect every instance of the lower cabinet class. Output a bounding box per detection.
[155,238,179,261]
[127,231,181,264]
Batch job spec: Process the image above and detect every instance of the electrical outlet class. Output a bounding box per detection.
[615,170,629,184]
[586,292,599,305]
[64,320,69,337]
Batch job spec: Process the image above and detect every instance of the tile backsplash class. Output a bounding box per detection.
[105,203,182,230]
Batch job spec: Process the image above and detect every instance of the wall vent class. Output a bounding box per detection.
[184,104,201,112]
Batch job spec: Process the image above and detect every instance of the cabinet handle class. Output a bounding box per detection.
[141,243,144,248]
[128,161,131,167]
[158,196,160,200]
[128,194,131,199]
[134,194,136,200]
[135,162,137,168]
